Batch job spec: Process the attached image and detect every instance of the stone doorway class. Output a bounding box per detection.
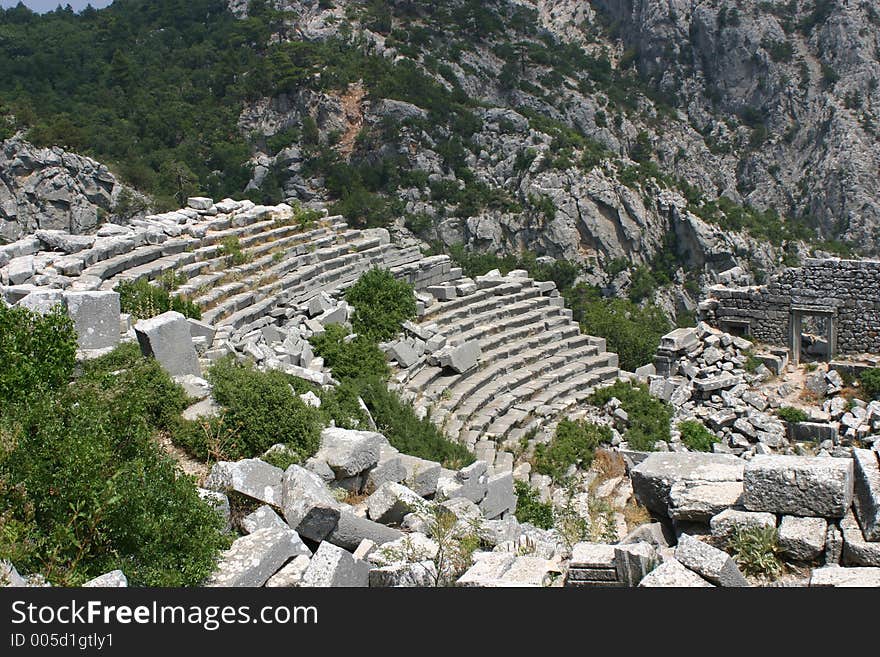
[789,306,836,366]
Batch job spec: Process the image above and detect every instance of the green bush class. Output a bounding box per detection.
[358,376,473,469]
[860,368,880,400]
[728,526,783,579]
[203,357,323,462]
[116,278,202,320]
[776,406,809,423]
[0,303,76,406]
[590,381,672,451]
[514,481,554,530]
[533,419,612,481]
[345,268,417,342]
[565,285,671,372]
[0,337,227,586]
[310,325,390,382]
[219,235,251,266]
[677,420,717,452]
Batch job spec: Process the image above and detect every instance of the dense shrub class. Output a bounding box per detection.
[345,268,417,342]
[0,304,76,406]
[0,337,227,586]
[358,377,474,468]
[776,406,809,423]
[677,420,717,452]
[514,481,554,530]
[565,285,671,372]
[310,325,390,382]
[116,278,202,320]
[860,368,880,400]
[204,357,323,462]
[590,381,672,451]
[532,419,612,481]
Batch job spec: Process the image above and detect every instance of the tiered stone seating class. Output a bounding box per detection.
[392,272,619,449]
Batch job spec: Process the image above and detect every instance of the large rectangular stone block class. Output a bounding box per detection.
[852,449,880,541]
[631,452,743,515]
[207,527,311,587]
[743,455,853,518]
[134,310,200,376]
[64,290,121,350]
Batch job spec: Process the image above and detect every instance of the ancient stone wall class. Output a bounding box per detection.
[700,259,880,355]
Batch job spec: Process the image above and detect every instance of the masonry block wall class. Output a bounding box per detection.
[699,259,880,355]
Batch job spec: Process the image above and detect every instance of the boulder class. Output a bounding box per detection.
[778,516,827,562]
[397,454,442,497]
[388,341,419,368]
[18,290,64,315]
[366,482,426,525]
[614,542,659,587]
[436,341,481,374]
[187,197,214,211]
[852,448,880,541]
[7,255,35,285]
[301,542,369,587]
[742,455,854,518]
[638,559,714,587]
[674,534,749,587]
[241,505,288,534]
[841,509,880,567]
[669,480,744,522]
[205,459,283,507]
[82,570,128,587]
[369,561,438,587]
[134,310,200,376]
[437,460,488,502]
[265,555,311,588]
[810,566,880,587]
[63,290,120,350]
[479,471,516,519]
[326,511,404,551]
[207,528,310,587]
[709,509,776,542]
[281,465,340,542]
[315,427,384,478]
[630,452,743,515]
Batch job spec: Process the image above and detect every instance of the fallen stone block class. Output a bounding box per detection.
[207,527,311,587]
[242,505,288,534]
[205,458,283,507]
[134,310,201,376]
[436,341,481,374]
[18,290,64,315]
[620,522,674,548]
[810,566,880,587]
[841,509,880,567]
[7,255,34,285]
[315,427,384,478]
[301,542,369,587]
[709,509,776,542]
[778,516,827,562]
[281,465,341,542]
[669,480,744,522]
[365,447,407,492]
[631,452,743,515]
[478,517,523,547]
[388,341,419,368]
[265,555,311,588]
[852,448,880,541]
[743,455,853,518]
[398,454,442,497]
[369,561,437,587]
[187,196,214,211]
[456,553,517,587]
[366,482,427,525]
[327,511,404,551]
[64,290,121,350]
[437,460,488,502]
[82,570,128,587]
[479,471,516,519]
[638,558,714,587]
[674,534,749,587]
[614,542,659,587]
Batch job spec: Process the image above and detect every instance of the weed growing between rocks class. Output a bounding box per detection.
[345,267,418,342]
[727,526,784,580]
[532,419,612,482]
[776,406,809,423]
[513,481,554,530]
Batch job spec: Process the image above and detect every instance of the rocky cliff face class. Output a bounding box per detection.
[0,136,121,242]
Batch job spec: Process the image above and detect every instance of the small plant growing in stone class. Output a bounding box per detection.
[776,406,809,423]
[678,420,717,452]
[219,235,251,266]
[513,481,554,530]
[727,526,783,580]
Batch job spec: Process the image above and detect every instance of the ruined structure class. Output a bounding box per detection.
[699,259,880,363]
